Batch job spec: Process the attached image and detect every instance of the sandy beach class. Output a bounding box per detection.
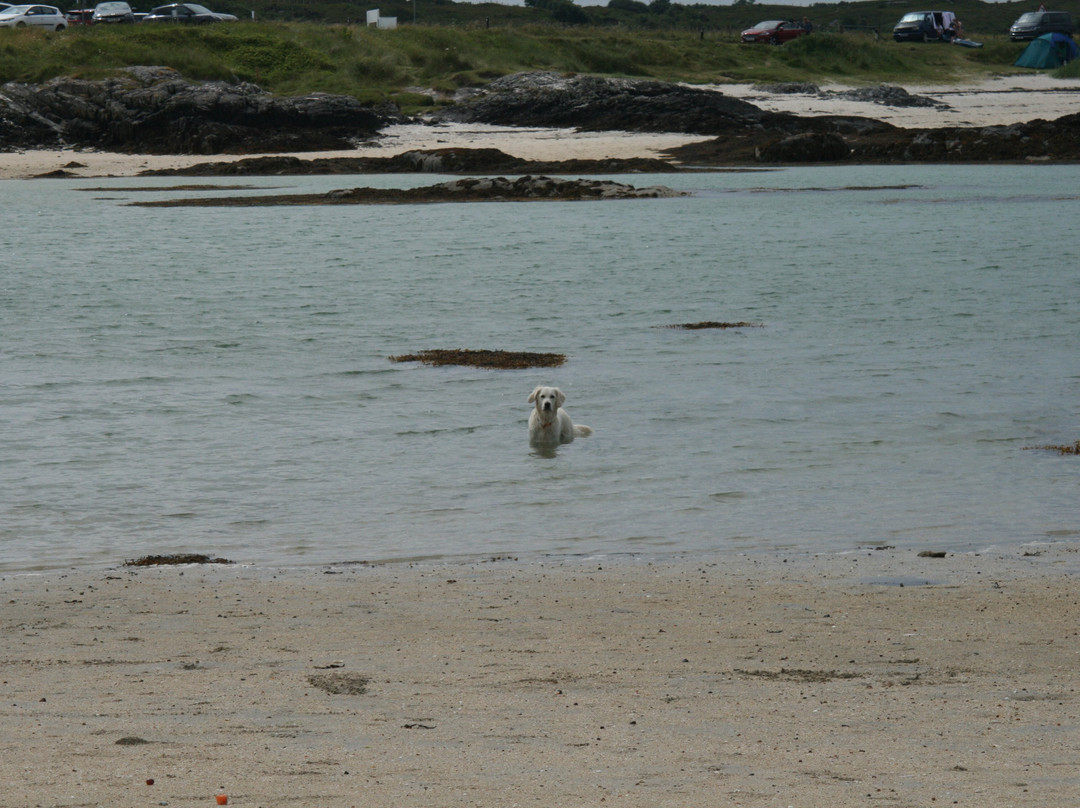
[3,74,1079,179]
[2,544,1078,807]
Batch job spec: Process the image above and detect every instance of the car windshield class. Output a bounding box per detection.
[2,5,33,11]
[752,20,782,28]
[1015,13,1041,24]
[899,13,926,23]
[96,2,128,10]
[185,3,212,11]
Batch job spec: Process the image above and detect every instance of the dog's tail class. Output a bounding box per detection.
[573,424,593,438]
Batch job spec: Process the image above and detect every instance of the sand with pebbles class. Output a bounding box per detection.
[2,544,1078,807]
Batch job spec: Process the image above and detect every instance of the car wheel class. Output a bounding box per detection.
[769,35,779,45]
[16,20,27,26]
[55,23,66,30]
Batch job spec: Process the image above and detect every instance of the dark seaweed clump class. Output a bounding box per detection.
[657,321,764,329]
[125,554,235,566]
[1024,441,1080,455]
[308,672,370,695]
[390,349,566,369]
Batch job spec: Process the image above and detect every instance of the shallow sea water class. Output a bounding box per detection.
[2,165,1078,571]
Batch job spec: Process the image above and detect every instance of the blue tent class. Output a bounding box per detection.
[1014,32,1079,68]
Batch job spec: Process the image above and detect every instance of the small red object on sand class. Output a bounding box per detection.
[146,779,154,785]
[216,796,228,805]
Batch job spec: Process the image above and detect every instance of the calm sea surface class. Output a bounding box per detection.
[2,165,1078,572]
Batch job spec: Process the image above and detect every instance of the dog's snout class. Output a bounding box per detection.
[542,400,553,410]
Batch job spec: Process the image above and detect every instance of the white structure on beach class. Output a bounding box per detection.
[367,8,397,28]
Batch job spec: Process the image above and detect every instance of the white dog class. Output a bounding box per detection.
[528,386,593,448]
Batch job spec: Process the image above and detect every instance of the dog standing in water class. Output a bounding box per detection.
[528,386,593,448]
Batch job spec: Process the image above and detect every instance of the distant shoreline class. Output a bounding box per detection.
[3,75,1078,180]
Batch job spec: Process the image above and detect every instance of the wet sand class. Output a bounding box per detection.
[2,543,1078,807]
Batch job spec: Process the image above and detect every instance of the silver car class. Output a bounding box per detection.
[92,0,134,22]
[0,3,67,28]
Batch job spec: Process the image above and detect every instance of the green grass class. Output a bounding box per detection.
[0,21,1061,104]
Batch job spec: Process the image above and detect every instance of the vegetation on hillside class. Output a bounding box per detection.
[205,0,1080,39]
[0,0,1075,104]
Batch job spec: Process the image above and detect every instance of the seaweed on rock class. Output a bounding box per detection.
[125,554,234,566]
[657,321,764,329]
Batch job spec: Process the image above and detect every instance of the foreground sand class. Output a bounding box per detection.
[2,544,1078,807]
[2,74,1079,180]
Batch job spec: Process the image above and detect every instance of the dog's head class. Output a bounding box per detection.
[528,386,566,413]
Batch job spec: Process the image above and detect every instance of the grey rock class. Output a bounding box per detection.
[0,66,394,154]
[825,84,948,109]
[428,70,786,135]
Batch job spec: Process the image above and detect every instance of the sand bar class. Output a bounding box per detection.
[718,72,1080,129]
[3,75,1079,180]
[2,543,1078,807]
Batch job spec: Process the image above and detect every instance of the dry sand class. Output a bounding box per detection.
[2,544,1078,807]
[717,72,1080,129]
[2,74,1079,180]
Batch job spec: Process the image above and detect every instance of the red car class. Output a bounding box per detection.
[65,7,95,23]
[741,19,809,45]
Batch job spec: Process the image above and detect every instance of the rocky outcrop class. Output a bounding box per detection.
[759,83,949,109]
[826,84,948,110]
[755,132,850,163]
[130,175,687,207]
[429,73,1080,165]
[847,114,1080,162]
[0,66,393,154]
[428,70,802,135]
[4,68,1080,166]
[669,112,1080,164]
[141,146,679,176]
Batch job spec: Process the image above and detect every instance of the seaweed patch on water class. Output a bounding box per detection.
[1024,440,1080,455]
[656,321,764,330]
[125,554,235,566]
[730,185,921,195]
[75,185,266,192]
[390,349,566,369]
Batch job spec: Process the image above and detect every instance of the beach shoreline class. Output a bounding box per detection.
[3,75,1079,180]
[2,544,1078,807]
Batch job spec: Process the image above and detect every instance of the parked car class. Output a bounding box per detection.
[893,10,957,42]
[91,0,132,21]
[65,7,94,23]
[142,2,235,22]
[0,4,68,28]
[1009,10,1073,41]
[740,20,808,45]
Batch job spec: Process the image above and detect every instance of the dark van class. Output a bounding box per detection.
[893,10,957,42]
[1009,10,1074,41]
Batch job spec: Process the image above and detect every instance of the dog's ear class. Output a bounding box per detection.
[528,387,541,403]
[554,388,566,408]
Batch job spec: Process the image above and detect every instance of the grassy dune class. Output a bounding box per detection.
[0,22,1073,107]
